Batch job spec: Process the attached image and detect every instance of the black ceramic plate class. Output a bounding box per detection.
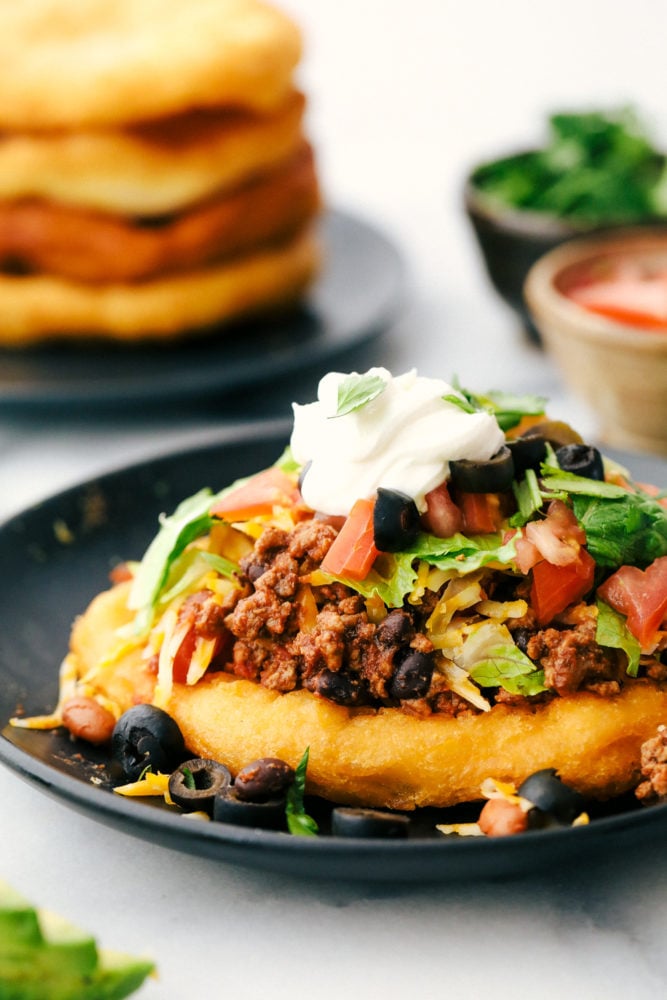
[0,210,405,411]
[1,429,667,883]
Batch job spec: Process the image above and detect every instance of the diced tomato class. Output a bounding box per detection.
[504,528,543,574]
[531,548,596,626]
[525,499,585,566]
[421,482,463,537]
[458,492,504,534]
[210,468,299,521]
[171,626,196,685]
[320,497,379,580]
[597,555,667,649]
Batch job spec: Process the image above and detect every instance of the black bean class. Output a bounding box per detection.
[235,758,295,802]
[376,609,412,648]
[388,650,434,700]
[310,669,364,706]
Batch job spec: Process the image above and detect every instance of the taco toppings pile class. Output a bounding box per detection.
[13,368,667,834]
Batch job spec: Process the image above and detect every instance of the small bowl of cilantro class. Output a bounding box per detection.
[464,107,667,342]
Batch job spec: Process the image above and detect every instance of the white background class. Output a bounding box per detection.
[2,3,667,998]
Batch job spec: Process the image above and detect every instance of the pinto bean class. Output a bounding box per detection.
[61,696,116,746]
[478,797,529,837]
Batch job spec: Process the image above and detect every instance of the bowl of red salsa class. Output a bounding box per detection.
[524,227,667,457]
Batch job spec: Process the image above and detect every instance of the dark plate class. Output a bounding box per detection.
[1,429,667,883]
[0,210,405,411]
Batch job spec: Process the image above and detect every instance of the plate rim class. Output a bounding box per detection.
[0,208,406,410]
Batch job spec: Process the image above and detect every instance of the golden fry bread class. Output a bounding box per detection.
[69,581,667,812]
[171,675,667,810]
[0,92,308,216]
[0,227,320,344]
[0,0,302,129]
[0,145,320,283]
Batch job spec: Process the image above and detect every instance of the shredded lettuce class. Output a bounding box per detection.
[410,531,518,573]
[466,622,547,696]
[595,599,641,677]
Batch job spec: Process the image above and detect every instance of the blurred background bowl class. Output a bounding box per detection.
[524,228,667,456]
[464,107,667,343]
[464,173,583,343]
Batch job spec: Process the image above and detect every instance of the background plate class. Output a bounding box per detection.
[1,429,667,882]
[0,210,405,411]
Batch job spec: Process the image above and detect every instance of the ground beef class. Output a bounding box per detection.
[223,520,443,712]
[526,619,623,696]
[635,726,667,803]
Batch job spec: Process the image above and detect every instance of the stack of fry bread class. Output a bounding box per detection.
[0,0,321,344]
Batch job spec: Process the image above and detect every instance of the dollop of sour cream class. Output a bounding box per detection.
[291,368,506,516]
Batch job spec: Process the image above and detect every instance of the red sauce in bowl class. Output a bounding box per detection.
[564,259,667,331]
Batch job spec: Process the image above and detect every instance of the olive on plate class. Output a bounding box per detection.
[111,704,186,782]
[168,758,231,814]
[331,807,410,839]
[518,768,586,827]
[213,786,287,830]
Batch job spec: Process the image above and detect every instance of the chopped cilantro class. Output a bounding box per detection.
[286,748,319,836]
[333,373,387,417]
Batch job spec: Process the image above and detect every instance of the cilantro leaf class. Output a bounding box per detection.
[595,599,641,678]
[334,373,386,417]
[572,491,667,569]
[447,381,546,431]
[286,748,318,836]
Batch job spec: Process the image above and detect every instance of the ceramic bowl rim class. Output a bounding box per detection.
[524,226,667,353]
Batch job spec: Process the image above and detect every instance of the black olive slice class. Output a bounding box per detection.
[373,488,421,551]
[213,786,286,830]
[517,768,586,827]
[168,758,232,814]
[388,650,434,700]
[111,704,186,782]
[507,432,547,477]
[449,445,514,494]
[555,444,604,481]
[234,758,295,802]
[331,807,410,839]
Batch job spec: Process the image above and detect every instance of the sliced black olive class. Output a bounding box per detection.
[518,768,586,827]
[507,432,547,477]
[234,758,295,802]
[555,444,604,481]
[213,786,286,830]
[449,445,514,493]
[331,807,410,839]
[111,704,186,782]
[373,488,420,551]
[388,650,434,700]
[168,758,231,814]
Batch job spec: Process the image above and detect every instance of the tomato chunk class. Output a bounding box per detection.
[531,548,596,626]
[597,555,667,649]
[320,497,379,580]
[210,468,298,521]
[421,482,463,537]
[458,492,503,534]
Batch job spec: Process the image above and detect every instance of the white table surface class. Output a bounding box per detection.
[3,2,667,997]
